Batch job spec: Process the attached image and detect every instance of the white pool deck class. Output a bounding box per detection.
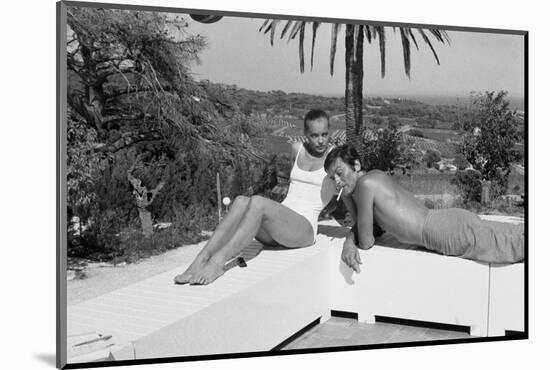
[66,215,525,364]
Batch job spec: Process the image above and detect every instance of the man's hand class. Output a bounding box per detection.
[341,237,362,273]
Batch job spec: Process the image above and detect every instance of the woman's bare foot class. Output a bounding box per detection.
[188,259,226,285]
[174,255,209,284]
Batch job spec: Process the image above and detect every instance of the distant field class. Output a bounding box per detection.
[253,115,524,198]
[418,128,460,143]
[394,171,458,196]
[394,168,524,196]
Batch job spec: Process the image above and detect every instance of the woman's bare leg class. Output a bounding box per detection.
[189,195,315,285]
[174,196,251,284]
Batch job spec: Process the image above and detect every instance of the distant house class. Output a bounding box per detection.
[473,127,482,136]
[435,160,457,172]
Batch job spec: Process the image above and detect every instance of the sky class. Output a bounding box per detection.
[181,15,524,99]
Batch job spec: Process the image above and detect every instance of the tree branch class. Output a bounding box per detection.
[94,130,163,153]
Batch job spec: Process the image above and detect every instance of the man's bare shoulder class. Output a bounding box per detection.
[359,170,390,186]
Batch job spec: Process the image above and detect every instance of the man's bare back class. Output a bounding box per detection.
[352,170,428,246]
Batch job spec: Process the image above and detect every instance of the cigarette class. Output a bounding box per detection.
[336,188,343,201]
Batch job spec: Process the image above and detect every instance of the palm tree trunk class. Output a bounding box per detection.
[344,25,365,156]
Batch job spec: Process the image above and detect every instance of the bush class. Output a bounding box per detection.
[117,204,217,263]
[408,129,424,138]
[460,91,520,201]
[451,170,482,204]
[424,149,441,168]
[454,154,470,170]
[255,154,292,202]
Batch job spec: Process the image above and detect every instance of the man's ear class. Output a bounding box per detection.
[353,159,361,172]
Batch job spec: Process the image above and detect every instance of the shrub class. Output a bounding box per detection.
[408,129,424,138]
[460,91,521,200]
[424,149,441,168]
[454,154,470,170]
[117,203,217,263]
[452,170,482,204]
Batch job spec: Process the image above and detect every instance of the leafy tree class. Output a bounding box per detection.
[454,153,470,170]
[388,115,401,128]
[371,115,384,126]
[424,149,441,169]
[451,169,482,204]
[459,91,521,199]
[66,7,267,257]
[67,111,107,225]
[362,126,418,174]
[408,128,424,138]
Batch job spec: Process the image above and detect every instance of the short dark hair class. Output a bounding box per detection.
[303,109,329,132]
[324,144,361,172]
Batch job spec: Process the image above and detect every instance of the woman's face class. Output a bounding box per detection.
[304,117,329,156]
[327,157,360,196]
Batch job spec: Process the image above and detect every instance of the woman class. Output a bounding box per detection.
[174,109,335,285]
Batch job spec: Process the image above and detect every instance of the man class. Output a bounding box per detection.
[174,109,335,285]
[324,144,524,273]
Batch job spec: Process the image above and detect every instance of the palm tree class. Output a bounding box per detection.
[191,15,450,153]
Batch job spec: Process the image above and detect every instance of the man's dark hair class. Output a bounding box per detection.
[324,144,361,172]
[303,109,329,132]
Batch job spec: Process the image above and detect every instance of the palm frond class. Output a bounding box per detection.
[376,26,386,78]
[310,22,320,71]
[364,25,373,43]
[280,20,294,39]
[330,23,341,76]
[269,19,280,46]
[289,20,304,40]
[442,30,451,45]
[258,19,270,33]
[399,28,412,78]
[299,22,306,73]
[417,28,441,65]
[406,28,419,50]
[427,28,451,45]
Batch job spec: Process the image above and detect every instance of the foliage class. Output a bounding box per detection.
[424,149,441,168]
[454,153,470,170]
[371,116,384,126]
[459,91,521,200]
[362,126,419,174]
[66,8,268,261]
[408,129,424,138]
[66,113,108,221]
[451,170,482,204]
[255,154,292,202]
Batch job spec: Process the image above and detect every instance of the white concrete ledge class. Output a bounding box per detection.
[67,239,332,362]
[67,216,524,363]
[329,242,491,336]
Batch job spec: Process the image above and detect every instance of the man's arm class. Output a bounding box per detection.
[340,194,362,273]
[353,177,376,250]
